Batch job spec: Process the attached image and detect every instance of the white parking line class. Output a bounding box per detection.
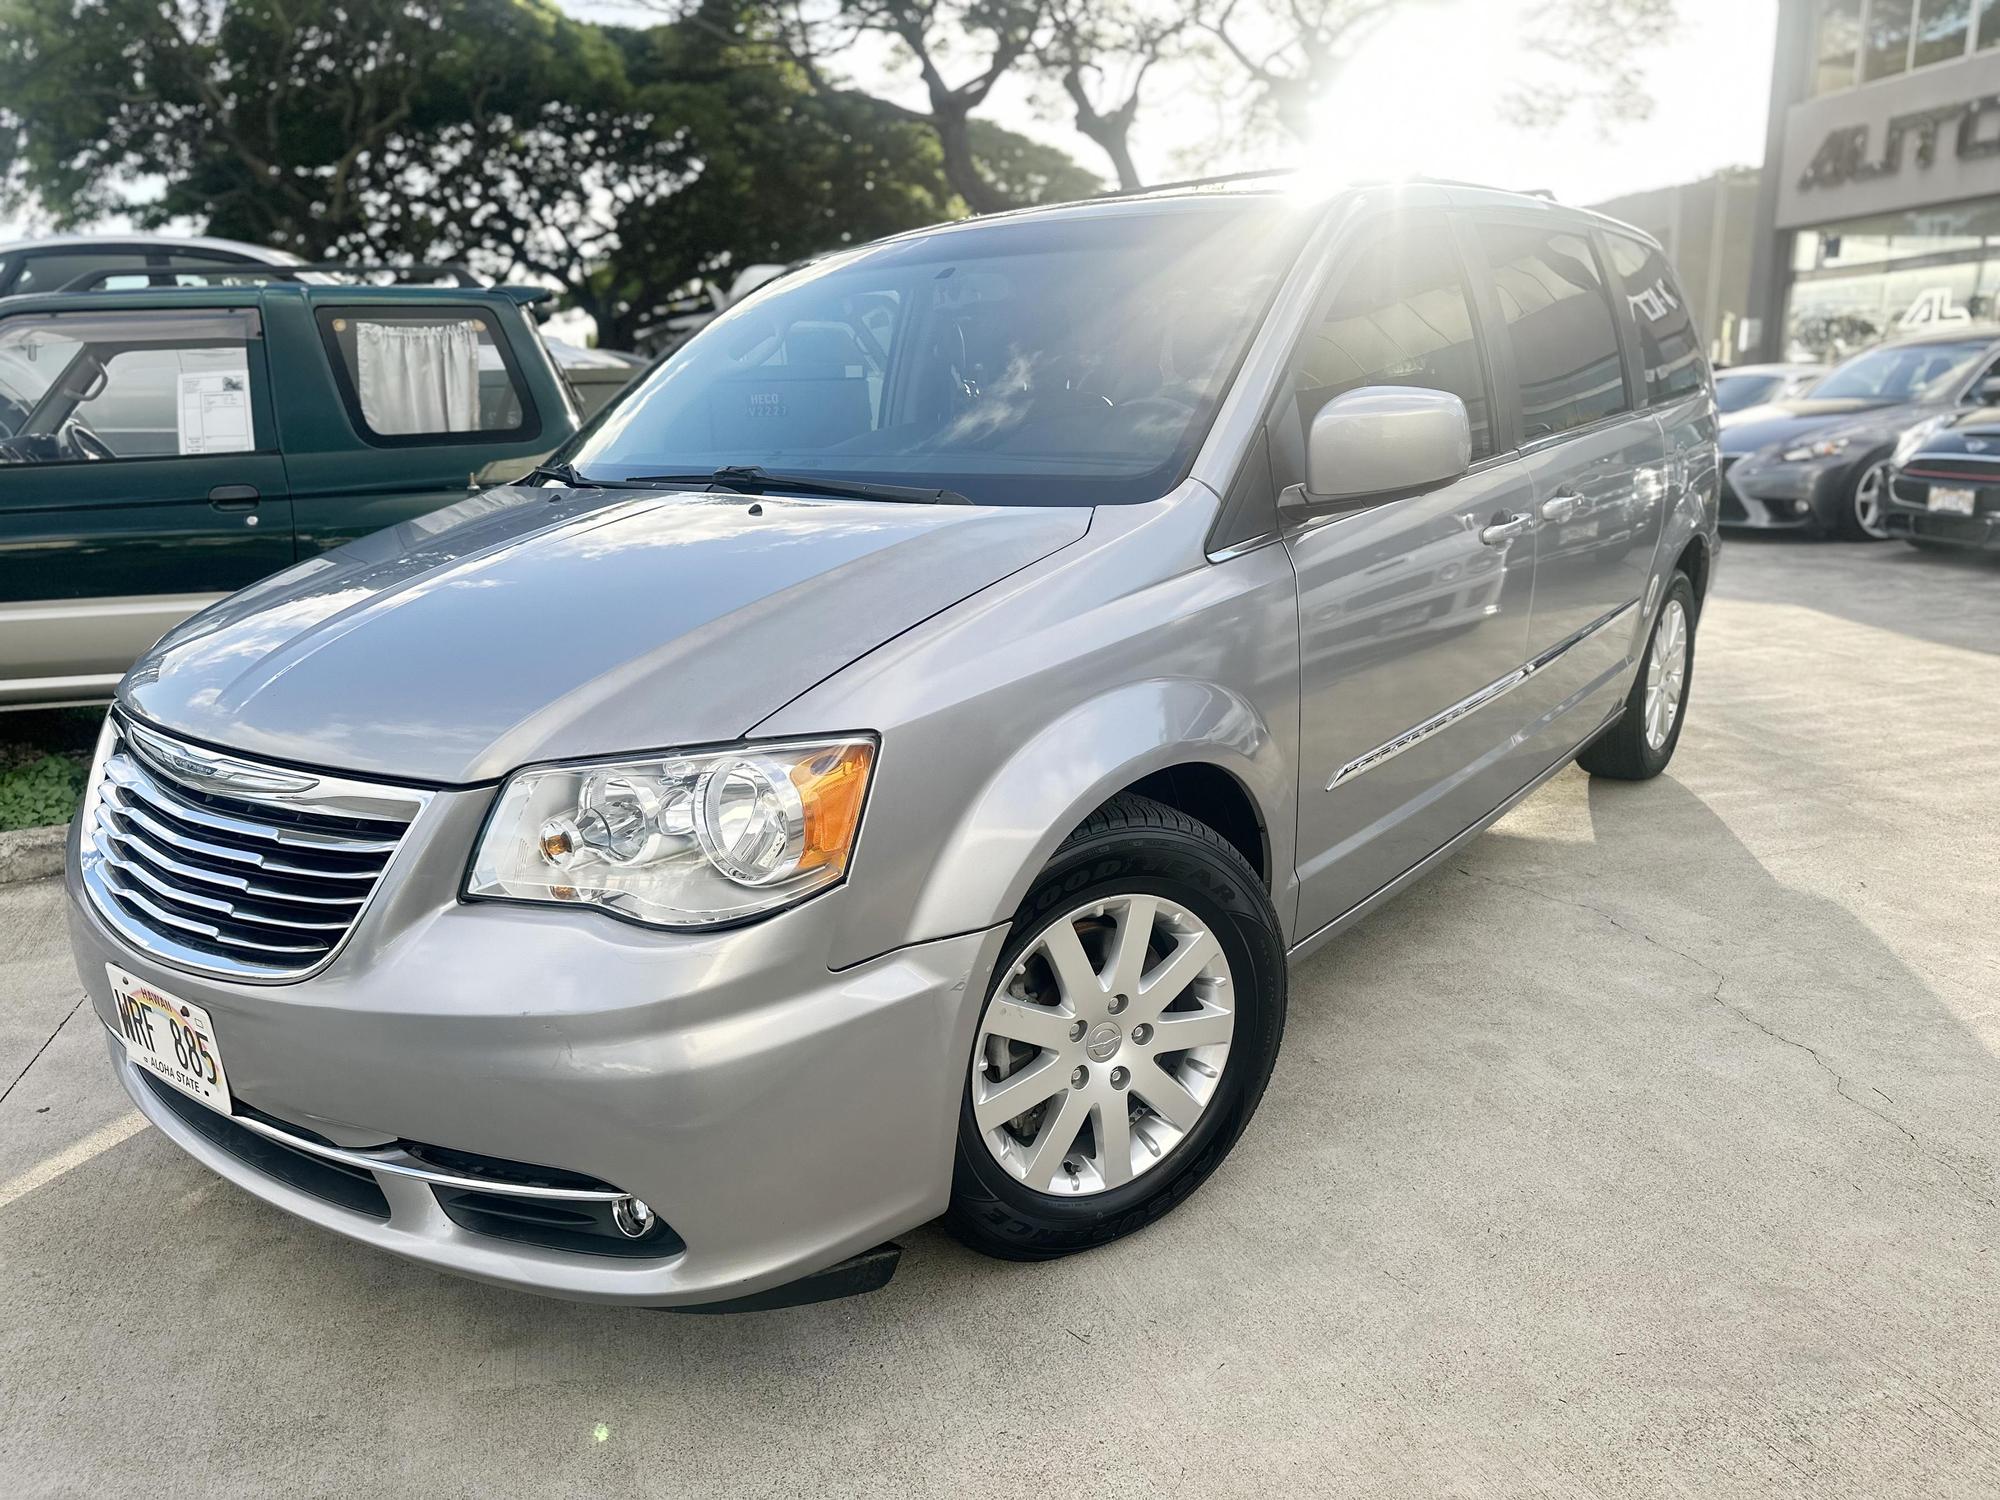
[0,1113,149,1211]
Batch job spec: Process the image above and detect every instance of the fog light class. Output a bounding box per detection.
[1793,499,1810,514]
[610,1196,655,1238]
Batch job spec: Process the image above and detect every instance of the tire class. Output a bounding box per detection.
[944,792,1286,1261]
[1578,572,1697,782]
[1835,455,1894,541]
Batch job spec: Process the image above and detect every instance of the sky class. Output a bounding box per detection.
[3,0,1777,244]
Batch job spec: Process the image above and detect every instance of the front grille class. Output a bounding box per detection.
[80,717,428,980]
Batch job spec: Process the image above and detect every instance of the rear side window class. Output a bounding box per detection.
[0,309,263,464]
[1479,224,1631,439]
[1293,225,1494,460]
[318,309,537,445]
[1606,235,1704,405]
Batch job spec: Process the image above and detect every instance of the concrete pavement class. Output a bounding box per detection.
[2,536,1997,1497]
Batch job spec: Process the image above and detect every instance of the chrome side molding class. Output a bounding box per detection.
[1327,598,1639,790]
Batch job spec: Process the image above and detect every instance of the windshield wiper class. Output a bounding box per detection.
[619,465,971,506]
[524,459,601,488]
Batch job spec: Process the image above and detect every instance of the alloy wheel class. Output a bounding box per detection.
[1643,598,1689,753]
[971,894,1235,1196]
[1853,461,1893,539]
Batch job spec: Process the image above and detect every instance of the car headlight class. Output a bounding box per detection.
[466,737,875,928]
[1893,416,1949,465]
[1779,434,1854,463]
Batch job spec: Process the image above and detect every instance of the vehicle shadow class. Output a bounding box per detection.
[1721,529,2000,656]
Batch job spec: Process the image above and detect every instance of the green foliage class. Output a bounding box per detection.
[0,0,1096,348]
[0,751,87,832]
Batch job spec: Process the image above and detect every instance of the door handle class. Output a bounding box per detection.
[1479,511,1534,546]
[1540,490,1585,523]
[208,485,260,512]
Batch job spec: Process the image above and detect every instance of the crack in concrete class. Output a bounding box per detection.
[0,993,84,1110]
[1453,865,1998,1214]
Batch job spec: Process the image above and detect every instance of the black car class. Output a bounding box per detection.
[1718,329,2000,541]
[1881,408,2000,555]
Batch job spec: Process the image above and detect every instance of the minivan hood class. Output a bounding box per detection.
[121,486,1091,783]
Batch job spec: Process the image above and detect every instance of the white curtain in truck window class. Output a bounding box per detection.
[354,320,480,435]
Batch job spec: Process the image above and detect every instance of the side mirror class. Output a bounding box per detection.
[1977,376,2000,405]
[1299,386,1472,505]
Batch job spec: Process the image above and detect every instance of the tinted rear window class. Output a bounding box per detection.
[1606,235,1704,405]
[1479,223,1632,439]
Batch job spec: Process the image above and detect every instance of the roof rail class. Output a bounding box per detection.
[1084,169,1557,205]
[1088,168,1299,202]
[57,260,487,293]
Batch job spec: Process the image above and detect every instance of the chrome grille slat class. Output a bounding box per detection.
[79,718,429,980]
[105,758,402,854]
[96,869,326,956]
[92,843,357,932]
[99,790,382,881]
[94,822,369,907]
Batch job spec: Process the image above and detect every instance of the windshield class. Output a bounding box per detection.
[1811,340,1992,403]
[567,201,1308,506]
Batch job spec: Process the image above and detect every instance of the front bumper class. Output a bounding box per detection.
[1881,496,2000,551]
[67,799,1007,1307]
[1718,456,1844,529]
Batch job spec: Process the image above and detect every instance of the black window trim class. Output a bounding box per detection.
[313,301,542,451]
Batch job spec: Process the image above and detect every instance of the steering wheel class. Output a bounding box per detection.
[60,419,116,462]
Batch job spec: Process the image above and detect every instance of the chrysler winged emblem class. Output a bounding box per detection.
[126,723,319,797]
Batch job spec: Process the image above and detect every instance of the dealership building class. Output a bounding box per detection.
[1747,1,2000,361]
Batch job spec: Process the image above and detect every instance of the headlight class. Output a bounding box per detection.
[1779,434,1853,463]
[1893,416,1949,465]
[466,737,874,928]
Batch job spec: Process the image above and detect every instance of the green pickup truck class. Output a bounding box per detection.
[0,280,582,708]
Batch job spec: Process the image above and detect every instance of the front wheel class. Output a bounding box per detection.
[1837,457,1894,541]
[1578,572,1696,781]
[945,793,1286,1261]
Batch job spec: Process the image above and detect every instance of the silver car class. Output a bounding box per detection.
[64,181,1719,1309]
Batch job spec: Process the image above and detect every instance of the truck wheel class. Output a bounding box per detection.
[1579,572,1696,782]
[1837,457,1893,541]
[945,793,1285,1261]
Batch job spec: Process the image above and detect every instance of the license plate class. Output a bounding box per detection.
[1929,486,1977,516]
[106,963,232,1112]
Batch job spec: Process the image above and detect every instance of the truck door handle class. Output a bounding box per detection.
[1479,511,1534,546]
[208,485,260,512]
[1540,490,1585,523]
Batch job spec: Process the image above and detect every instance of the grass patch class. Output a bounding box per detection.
[0,708,102,832]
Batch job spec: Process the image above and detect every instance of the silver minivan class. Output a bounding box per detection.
[65,180,1719,1309]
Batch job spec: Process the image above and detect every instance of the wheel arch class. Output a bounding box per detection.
[1672,532,1712,617]
[898,677,1295,951]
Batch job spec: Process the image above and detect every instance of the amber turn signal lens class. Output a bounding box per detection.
[790,741,873,875]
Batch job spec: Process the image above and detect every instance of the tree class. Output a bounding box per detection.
[755,0,1068,213]
[0,0,622,255]
[0,0,1090,346]
[1038,0,1195,190]
[1501,0,1678,132]
[1199,0,1678,148]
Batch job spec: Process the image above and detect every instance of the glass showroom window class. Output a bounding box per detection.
[1812,0,1862,93]
[1786,202,2000,358]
